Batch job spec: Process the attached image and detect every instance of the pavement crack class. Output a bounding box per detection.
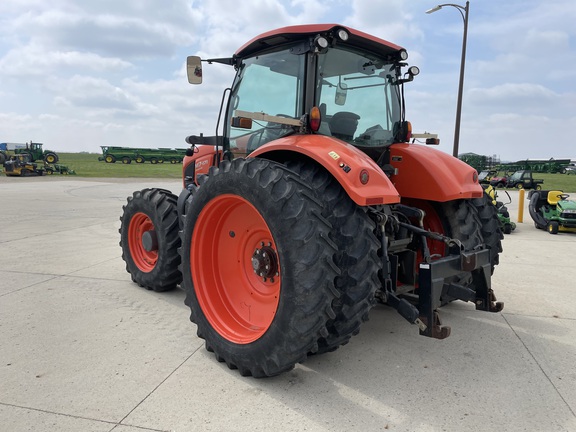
[501,314,576,418]
[0,402,166,431]
[115,348,203,429]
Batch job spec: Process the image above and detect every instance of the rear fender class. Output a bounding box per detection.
[389,143,483,201]
[182,145,221,188]
[250,135,400,206]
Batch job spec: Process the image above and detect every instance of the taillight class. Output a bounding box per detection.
[360,169,369,185]
[310,106,322,132]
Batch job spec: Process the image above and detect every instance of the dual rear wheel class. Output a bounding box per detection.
[180,158,362,377]
[120,158,501,377]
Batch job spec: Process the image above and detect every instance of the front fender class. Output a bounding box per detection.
[250,135,400,206]
[182,145,221,188]
[389,143,483,201]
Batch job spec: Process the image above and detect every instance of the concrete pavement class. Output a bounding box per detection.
[1,176,575,432]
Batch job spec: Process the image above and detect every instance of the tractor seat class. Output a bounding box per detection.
[329,112,360,140]
[547,190,563,206]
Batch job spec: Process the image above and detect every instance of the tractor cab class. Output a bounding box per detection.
[187,25,420,161]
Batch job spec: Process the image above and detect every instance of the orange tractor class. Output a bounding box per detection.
[120,24,503,377]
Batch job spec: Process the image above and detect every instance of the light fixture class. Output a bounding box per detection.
[336,29,349,41]
[408,66,420,76]
[426,5,443,14]
[314,35,329,49]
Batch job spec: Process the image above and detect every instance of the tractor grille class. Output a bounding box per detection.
[560,212,576,220]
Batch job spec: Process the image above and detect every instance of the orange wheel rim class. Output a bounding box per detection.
[400,200,447,288]
[403,200,446,258]
[191,194,281,344]
[128,212,157,272]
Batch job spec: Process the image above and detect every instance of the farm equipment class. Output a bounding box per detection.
[3,154,46,177]
[478,170,497,185]
[504,170,543,190]
[45,163,76,175]
[529,190,576,234]
[99,146,187,164]
[0,142,58,164]
[489,172,510,189]
[119,24,503,377]
[482,185,515,234]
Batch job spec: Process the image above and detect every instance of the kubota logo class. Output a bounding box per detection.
[195,160,209,169]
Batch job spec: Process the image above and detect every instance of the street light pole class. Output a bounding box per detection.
[426,1,470,158]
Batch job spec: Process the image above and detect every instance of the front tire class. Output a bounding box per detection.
[181,158,339,377]
[548,221,559,234]
[119,188,182,292]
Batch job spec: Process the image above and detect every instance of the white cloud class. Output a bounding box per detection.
[468,83,556,105]
[0,44,132,77]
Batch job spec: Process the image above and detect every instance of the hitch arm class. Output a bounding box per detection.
[417,249,503,340]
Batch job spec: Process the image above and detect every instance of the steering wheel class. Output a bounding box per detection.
[559,193,570,200]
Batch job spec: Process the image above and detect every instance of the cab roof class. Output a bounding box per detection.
[235,24,404,59]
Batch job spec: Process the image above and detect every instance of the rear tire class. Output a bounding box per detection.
[119,188,181,292]
[285,161,380,354]
[406,197,500,302]
[472,193,503,271]
[180,158,339,377]
[44,153,58,164]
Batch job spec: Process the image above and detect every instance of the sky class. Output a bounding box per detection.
[0,0,574,161]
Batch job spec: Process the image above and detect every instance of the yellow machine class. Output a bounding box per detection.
[3,154,45,177]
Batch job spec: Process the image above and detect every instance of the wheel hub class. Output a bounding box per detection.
[251,243,279,282]
[141,230,158,252]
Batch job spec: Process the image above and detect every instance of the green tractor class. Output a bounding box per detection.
[0,142,58,164]
[482,184,516,234]
[529,190,576,234]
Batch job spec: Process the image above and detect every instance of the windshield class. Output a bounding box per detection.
[226,49,305,156]
[509,172,522,181]
[316,47,402,147]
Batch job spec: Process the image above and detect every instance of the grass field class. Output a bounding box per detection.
[58,152,183,178]
[4,152,576,192]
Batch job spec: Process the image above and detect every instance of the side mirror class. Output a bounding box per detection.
[187,56,203,84]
